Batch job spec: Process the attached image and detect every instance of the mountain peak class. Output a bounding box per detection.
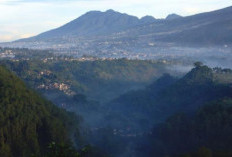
[84,10,101,15]
[35,9,140,39]
[85,9,120,16]
[182,64,213,84]
[19,6,232,47]
[106,9,117,13]
[166,13,182,20]
[140,15,156,24]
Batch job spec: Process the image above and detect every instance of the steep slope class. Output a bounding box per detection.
[0,66,81,157]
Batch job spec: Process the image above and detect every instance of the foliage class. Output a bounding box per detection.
[149,99,232,156]
[47,142,80,157]
[111,64,232,127]
[0,58,169,103]
[0,66,81,157]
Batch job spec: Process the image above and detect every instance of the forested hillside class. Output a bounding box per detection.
[147,98,232,157]
[109,63,232,127]
[0,58,174,104]
[0,66,81,157]
[106,63,232,157]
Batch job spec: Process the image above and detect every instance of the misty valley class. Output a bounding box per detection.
[0,4,232,157]
[0,47,231,156]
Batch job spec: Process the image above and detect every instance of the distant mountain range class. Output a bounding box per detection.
[113,6,232,46]
[1,6,232,57]
[34,9,158,39]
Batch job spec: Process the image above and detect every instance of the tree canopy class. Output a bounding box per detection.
[0,66,81,157]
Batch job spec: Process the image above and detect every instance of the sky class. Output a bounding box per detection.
[0,0,231,42]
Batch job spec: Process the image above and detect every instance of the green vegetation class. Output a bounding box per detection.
[0,53,232,157]
[111,63,232,127]
[47,143,107,157]
[150,99,232,157]
[0,58,170,103]
[0,66,81,157]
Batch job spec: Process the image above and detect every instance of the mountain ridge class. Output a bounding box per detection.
[32,9,157,40]
[2,6,232,56]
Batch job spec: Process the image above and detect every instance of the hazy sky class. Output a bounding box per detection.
[0,0,231,42]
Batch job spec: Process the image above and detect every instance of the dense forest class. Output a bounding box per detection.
[147,98,232,156]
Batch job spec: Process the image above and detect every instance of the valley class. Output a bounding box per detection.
[0,48,232,156]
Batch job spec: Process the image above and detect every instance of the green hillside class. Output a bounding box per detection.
[0,58,173,104]
[109,64,232,129]
[149,98,232,157]
[0,66,81,157]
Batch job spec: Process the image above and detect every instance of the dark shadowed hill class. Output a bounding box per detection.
[147,98,232,156]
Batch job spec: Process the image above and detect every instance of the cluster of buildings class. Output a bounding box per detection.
[37,70,76,96]
[0,49,15,58]
[37,82,75,96]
